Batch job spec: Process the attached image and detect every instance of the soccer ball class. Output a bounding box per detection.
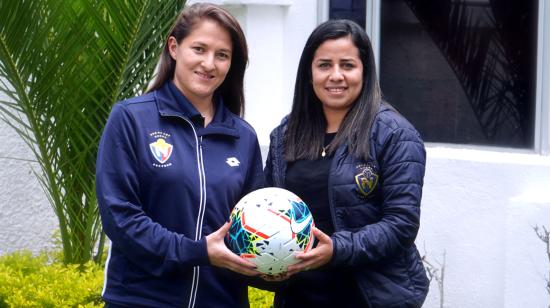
[227,187,315,275]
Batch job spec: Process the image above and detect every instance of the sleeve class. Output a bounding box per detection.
[96,104,208,277]
[242,135,265,196]
[263,130,276,187]
[331,126,426,266]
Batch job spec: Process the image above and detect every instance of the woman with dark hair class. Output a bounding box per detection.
[264,19,429,307]
[96,3,263,307]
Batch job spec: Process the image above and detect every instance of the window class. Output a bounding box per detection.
[379,0,538,148]
[329,0,366,27]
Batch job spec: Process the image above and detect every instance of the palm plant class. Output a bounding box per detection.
[0,0,185,265]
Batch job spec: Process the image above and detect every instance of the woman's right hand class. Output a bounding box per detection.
[286,227,333,275]
[206,221,259,276]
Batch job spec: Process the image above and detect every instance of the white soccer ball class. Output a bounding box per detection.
[227,187,315,275]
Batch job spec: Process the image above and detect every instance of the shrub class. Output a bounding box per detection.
[0,250,275,307]
[249,287,274,308]
[0,251,104,307]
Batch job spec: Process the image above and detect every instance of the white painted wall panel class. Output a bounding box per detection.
[0,92,57,255]
[419,147,550,308]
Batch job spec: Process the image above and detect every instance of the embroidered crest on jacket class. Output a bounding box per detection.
[149,131,173,167]
[354,164,378,197]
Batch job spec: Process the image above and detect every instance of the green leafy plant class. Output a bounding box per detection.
[0,251,105,307]
[0,250,274,308]
[0,0,185,265]
[248,287,274,308]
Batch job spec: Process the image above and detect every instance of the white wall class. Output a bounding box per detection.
[1,1,550,307]
[227,0,320,145]
[0,96,57,255]
[419,147,550,307]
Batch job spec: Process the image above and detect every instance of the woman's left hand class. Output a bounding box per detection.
[286,227,333,275]
[206,221,259,276]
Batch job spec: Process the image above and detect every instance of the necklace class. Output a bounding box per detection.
[321,132,337,157]
[321,144,329,157]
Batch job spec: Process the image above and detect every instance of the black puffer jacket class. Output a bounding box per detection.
[264,104,429,307]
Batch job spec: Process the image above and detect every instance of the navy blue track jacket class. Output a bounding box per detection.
[264,104,429,307]
[96,81,264,308]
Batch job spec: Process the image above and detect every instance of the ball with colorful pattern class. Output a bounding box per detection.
[227,187,315,275]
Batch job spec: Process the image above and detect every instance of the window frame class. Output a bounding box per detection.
[361,0,549,154]
[536,0,550,155]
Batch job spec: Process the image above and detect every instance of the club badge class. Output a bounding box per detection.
[149,138,173,164]
[354,164,379,198]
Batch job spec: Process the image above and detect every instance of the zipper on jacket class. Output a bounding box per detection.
[327,153,338,236]
[327,149,371,307]
[196,136,207,239]
[174,116,206,308]
[189,136,207,308]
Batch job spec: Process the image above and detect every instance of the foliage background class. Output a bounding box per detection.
[0,1,275,306]
[0,250,274,307]
[0,0,185,265]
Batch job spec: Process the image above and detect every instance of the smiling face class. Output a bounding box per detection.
[168,18,232,105]
[311,36,363,118]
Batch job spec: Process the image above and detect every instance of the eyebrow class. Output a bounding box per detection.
[192,41,232,53]
[315,58,356,62]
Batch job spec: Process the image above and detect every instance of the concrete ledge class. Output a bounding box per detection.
[426,144,550,166]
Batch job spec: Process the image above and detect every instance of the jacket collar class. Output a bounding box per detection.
[155,81,239,138]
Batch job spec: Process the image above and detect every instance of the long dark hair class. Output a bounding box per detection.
[147,3,248,116]
[285,19,382,161]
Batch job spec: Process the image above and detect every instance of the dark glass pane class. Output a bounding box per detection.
[380,0,538,148]
[329,0,366,27]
